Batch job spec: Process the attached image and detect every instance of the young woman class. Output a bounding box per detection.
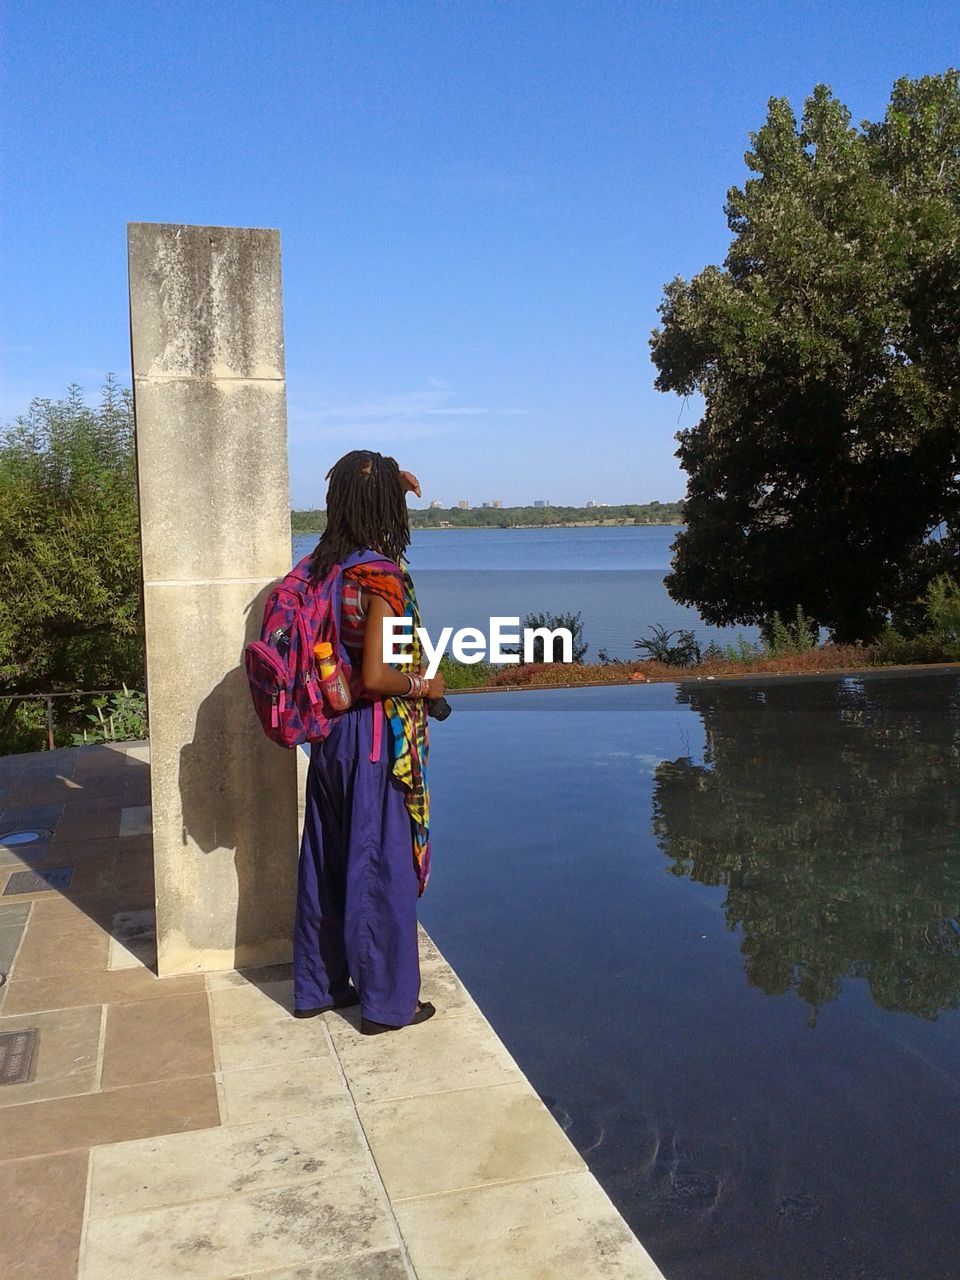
[292,450,445,1033]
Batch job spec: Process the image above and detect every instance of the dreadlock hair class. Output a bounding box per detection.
[308,450,410,581]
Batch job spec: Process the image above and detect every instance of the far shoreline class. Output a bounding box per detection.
[291,520,685,535]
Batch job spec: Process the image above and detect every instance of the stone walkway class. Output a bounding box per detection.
[0,741,666,1280]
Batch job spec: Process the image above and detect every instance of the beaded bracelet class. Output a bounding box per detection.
[405,672,427,698]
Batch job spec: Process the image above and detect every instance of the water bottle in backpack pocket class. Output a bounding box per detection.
[313,641,353,712]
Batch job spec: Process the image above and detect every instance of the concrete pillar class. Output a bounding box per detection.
[128,222,298,976]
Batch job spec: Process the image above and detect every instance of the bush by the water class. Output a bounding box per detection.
[0,379,144,752]
[873,576,960,665]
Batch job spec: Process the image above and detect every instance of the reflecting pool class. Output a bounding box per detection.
[421,670,960,1280]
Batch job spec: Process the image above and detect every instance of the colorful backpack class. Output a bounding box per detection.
[244,548,386,748]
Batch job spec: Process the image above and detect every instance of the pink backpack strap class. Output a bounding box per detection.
[369,697,383,763]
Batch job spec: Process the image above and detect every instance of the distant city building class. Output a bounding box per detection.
[481,502,491,509]
[533,499,548,508]
[585,499,597,509]
[429,500,443,509]
[458,499,469,510]
[491,499,503,509]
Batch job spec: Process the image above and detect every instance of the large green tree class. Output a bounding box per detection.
[651,71,960,642]
[0,379,144,738]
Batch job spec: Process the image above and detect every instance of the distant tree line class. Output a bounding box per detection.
[291,500,683,534]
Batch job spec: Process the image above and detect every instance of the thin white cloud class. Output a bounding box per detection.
[287,384,529,445]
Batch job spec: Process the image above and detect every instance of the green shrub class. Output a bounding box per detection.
[436,657,492,690]
[635,625,702,667]
[702,634,765,664]
[921,574,960,654]
[69,686,147,745]
[514,611,588,664]
[762,606,819,656]
[872,626,957,666]
[0,379,144,705]
[874,575,960,664]
[0,700,48,753]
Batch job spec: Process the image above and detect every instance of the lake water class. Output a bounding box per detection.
[420,670,960,1280]
[292,525,759,660]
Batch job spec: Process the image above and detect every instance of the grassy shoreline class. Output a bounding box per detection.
[290,519,684,535]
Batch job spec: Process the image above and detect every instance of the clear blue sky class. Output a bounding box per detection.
[2,1,957,507]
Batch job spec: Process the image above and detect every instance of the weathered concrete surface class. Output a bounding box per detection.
[128,223,298,976]
[126,222,284,381]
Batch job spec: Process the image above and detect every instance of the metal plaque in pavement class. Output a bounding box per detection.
[2,866,74,895]
[0,1028,38,1085]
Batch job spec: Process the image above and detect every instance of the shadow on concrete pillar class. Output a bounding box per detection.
[128,222,299,976]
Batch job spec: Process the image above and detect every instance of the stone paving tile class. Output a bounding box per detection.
[415,924,443,964]
[11,897,111,978]
[209,976,296,1026]
[0,1004,102,1106]
[79,1167,396,1279]
[50,807,121,841]
[0,760,24,787]
[206,961,294,989]
[414,926,476,1017]
[228,1251,410,1280]
[327,1003,521,1105]
[47,794,127,814]
[47,832,153,861]
[213,1006,331,1071]
[102,992,215,1087]
[0,1148,89,1280]
[0,901,33,923]
[0,801,63,829]
[0,838,53,869]
[359,1080,585,1201]
[119,803,152,836]
[107,907,157,970]
[0,1072,221,1159]
[66,848,155,910]
[220,1056,345,1125]
[417,952,476,1019]
[0,901,30,971]
[394,1169,667,1280]
[72,750,133,783]
[3,780,85,808]
[14,747,79,779]
[87,1099,363,1218]
[1,966,204,1015]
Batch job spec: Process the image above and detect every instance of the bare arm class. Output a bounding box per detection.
[361,592,446,698]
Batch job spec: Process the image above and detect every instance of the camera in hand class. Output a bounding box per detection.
[426,696,452,721]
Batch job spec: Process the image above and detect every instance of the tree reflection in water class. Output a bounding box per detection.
[651,674,960,1022]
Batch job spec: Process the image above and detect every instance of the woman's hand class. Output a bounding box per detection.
[425,670,446,700]
[399,470,421,498]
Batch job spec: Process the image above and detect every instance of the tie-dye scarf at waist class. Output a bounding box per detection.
[343,558,431,895]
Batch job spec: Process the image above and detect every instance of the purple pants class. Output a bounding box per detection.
[293,699,421,1025]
